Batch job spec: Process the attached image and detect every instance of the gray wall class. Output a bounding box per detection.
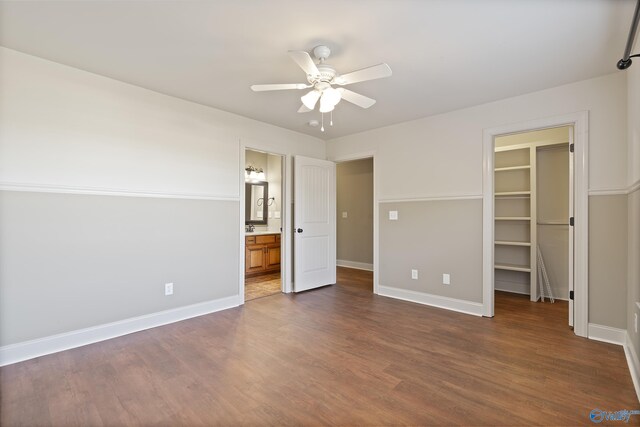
[589,194,628,329]
[336,158,373,265]
[0,191,239,346]
[379,199,483,302]
[628,188,640,351]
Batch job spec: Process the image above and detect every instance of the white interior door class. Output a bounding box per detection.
[294,156,336,292]
[568,129,575,327]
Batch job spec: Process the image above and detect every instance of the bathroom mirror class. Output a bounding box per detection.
[245,182,268,225]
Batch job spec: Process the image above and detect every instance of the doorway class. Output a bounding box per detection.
[336,157,374,291]
[493,126,572,326]
[243,149,284,301]
[482,111,589,337]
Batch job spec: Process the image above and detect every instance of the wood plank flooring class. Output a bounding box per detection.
[245,272,281,301]
[1,267,637,426]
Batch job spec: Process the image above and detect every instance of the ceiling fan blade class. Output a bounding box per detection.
[298,104,312,113]
[339,88,376,109]
[335,63,392,85]
[250,83,309,92]
[288,51,320,78]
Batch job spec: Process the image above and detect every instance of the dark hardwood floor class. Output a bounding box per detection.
[1,267,637,426]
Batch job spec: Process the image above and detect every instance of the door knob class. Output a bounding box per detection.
[296,228,303,233]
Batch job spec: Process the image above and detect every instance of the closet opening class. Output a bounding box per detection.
[336,157,374,291]
[243,149,284,301]
[493,126,573,326]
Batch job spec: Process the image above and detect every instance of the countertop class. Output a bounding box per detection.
[245,230,281,236]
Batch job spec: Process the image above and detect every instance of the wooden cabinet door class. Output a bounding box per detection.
[245,245,266,274]
[265,244,281,272]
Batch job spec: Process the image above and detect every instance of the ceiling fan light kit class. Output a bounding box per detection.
[251,45,392,131]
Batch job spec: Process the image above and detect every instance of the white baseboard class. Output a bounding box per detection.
[587,323,626,345]
[624,332,640,403]
[0,295,241,367]
[336,259,374,271]
[377,285,483,317]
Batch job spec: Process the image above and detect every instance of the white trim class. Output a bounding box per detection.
[0,295,241,367]
[587,179,640,196]
[482,112,589,339]
[379,194,482,203]
[337,259,374,271]
[377,286,484,317]
[587,323,625,345]
[588,188,629,196]
[0,181,239,201]
[331,150,379,294]
[625,332,640,403]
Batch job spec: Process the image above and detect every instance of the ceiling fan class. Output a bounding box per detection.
[250,45,392,124]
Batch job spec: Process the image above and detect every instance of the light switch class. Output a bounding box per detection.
[443,274,451,285]
[389,210,398,220]
[342,211,348,218]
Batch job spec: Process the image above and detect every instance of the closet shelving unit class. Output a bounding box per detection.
[494,145,538,301]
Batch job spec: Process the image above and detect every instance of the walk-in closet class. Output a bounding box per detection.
[494,126,572,305]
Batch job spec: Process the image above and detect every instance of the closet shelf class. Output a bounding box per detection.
[495,216,531,221]
[495,263,532,273]
[495,240,531,247]
[494,165,531,172]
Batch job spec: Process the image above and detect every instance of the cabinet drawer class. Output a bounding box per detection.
[246,236,256,244]
[256,235,276,244]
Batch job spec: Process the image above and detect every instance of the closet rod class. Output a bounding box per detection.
[537,221,569,226]
[617,0,640,70]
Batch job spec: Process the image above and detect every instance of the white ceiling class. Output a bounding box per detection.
[0,0,636,139]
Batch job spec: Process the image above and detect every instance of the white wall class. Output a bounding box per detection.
[0,47,325,353]
[328,72,628,327]
[0,47,324,196]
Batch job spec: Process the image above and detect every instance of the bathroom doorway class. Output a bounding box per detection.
[244,149,284,301]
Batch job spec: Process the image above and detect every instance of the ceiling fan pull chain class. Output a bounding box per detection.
[321,113,325,132]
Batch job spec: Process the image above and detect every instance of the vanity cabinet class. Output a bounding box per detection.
[245,233,281,277]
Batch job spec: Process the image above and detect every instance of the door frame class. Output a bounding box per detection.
[329,151,379,294]
[482,111,589,337]
[239,143,290,304]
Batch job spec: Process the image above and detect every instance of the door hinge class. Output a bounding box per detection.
[569,143,574,153]
[569,217,574,226]
[569,290,574,300]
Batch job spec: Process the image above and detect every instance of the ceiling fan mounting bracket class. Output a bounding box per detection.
[313,45,331,62]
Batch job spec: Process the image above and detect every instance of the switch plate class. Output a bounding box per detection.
[165,283,174,296]
[443,274,450,285]
[389,210,398,220]
[342,211,348,218]
[411,269,418,280]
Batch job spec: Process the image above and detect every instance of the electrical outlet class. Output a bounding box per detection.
[165,283,174,296]
[411,269,418,280]
[443,274,450,285]
[389,210,398,220]
[342,211,348,218]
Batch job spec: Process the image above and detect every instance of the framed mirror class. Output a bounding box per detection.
[245,182,268,225]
